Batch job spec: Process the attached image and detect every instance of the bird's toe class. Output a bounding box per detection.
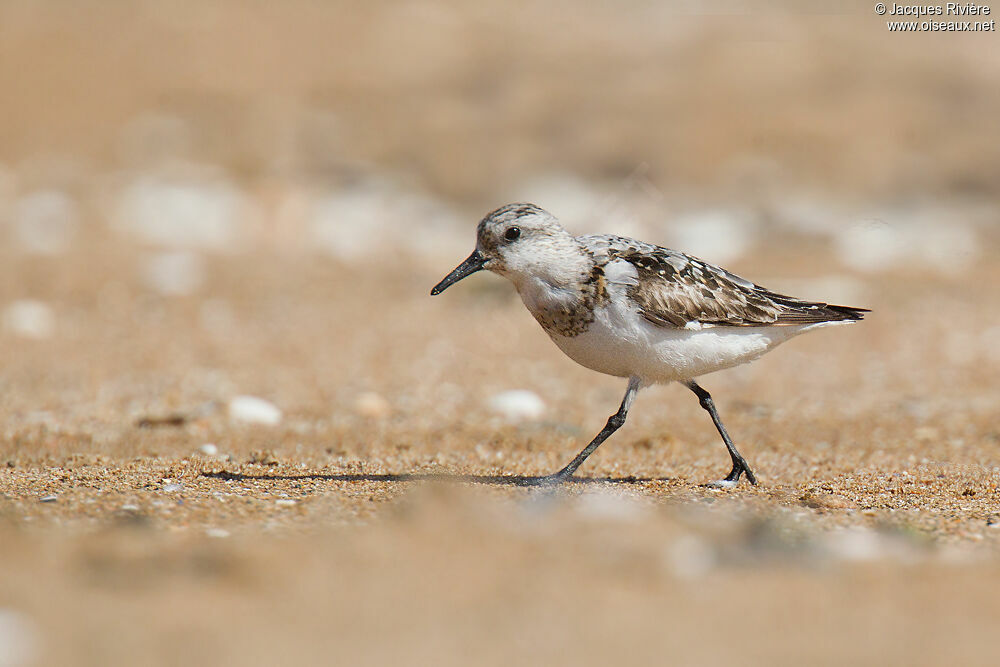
[703,478,740,490]
[518,473,571,487]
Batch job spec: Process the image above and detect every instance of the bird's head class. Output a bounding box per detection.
[431,203,581,295]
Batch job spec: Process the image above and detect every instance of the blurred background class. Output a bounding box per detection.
[1,1,1000,665]
[2,0,998,258]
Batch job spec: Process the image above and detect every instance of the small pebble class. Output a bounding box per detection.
[3,300,55,340]
[576,489,646,523]
[249,450,280,466]
[143,250,205,296]
[113,175,248,251]
[474,443,503,462]
[276,499,297,507]
[198,443,219,456]
[667,535,716,579]
[822,527,885,562]
[834,220,907,272]
[163,483,183,493]
[121,504,140,511]
[0,608,39,666]
[39,495,57,503]
[800,492,857,510]
[668,208,755,264]
[11,189,79,255]
[487,390,546,422]
[205,528,230,539]
[353,392,391,418]
[228,396,282,425]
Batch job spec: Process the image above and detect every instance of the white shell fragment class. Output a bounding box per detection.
[228,396,283,425]
[487,390,546,422]
[11,189,80,254]
[0,608,39,667]
[353,392,391,418]
[143,250,206,296]
[113,175,250,251]
[3,300,55,339]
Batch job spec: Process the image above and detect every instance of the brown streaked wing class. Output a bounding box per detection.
[620,249,867,328]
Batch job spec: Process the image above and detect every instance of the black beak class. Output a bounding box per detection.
[431,250,486,295]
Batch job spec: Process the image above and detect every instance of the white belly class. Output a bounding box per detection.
[548,299,836,384]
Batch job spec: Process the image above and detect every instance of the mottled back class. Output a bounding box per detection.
[580,235,868,328]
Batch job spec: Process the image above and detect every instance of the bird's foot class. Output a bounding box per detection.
[518,470,574,487]
[704,478,740,490]
[703,462,758,489]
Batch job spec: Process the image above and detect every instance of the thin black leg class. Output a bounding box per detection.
[685,380,758,487]
[534,377,641,484]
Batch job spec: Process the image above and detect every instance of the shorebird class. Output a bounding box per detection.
[431,203,867,487]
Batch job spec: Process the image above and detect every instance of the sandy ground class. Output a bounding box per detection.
[2,248,1000,666]
[2,1,1000,664]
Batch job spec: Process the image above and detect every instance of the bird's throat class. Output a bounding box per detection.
[515,265,606,339]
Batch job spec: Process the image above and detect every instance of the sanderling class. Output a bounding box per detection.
[432,203,868,487]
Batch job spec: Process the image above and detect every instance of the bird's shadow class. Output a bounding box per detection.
[201,470,669,487]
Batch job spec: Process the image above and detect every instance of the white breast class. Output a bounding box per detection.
[546,261,839,383]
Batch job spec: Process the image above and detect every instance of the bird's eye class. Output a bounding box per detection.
[504,226,521,242]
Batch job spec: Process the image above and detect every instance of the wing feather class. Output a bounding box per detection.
[579,235,868,328]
